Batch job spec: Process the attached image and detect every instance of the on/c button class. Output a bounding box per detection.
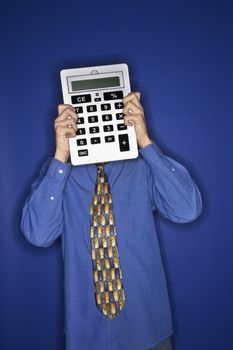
[78,149,88,157]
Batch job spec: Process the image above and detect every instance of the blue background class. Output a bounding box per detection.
[1,1,232,349]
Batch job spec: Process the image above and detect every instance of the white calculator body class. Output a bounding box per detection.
[60,63,138,166]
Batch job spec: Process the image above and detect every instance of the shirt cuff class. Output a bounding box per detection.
[139,140,164,165]
[46,157,72,183]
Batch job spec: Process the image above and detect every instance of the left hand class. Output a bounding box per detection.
[122,91,152,148]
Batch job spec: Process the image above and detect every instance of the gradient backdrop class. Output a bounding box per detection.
[0,1,232,349]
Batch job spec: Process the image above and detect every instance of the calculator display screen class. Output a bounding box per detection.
[71,76,120,91]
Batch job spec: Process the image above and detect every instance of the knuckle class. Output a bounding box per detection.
[63,107,70,114]
[55,124,61,130]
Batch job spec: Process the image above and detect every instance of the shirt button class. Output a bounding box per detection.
[50,196,55,200]
[171,168,175,171]
[58,169,63,174]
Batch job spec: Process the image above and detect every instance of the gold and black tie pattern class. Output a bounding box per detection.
[89,162,126,320]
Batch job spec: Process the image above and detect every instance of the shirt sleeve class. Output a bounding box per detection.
[139,140,203,223]
[20,157,72,247]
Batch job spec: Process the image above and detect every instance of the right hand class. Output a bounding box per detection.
[54,104,78,163]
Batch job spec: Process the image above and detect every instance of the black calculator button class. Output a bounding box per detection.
[105,135,115,143]
[89,126,99,134]
[87,105,97,113]
[103,91,123,100]
[101,103,111,111]
[118,134,130,152]
[115,102,124,109]
[102,114,112,122]
[116,113,124,120]
[77,138,87,146]
[71,94,91,104]
[103,125,113,132]
[117,124,127,130]
[88,115,98,123]
[91,137,101,144]
[77,117,84,124]
[75,106,83,114]
[76,128,86,135]
[78,149,88,157]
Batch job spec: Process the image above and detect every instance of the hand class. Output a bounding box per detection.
[54,104,78,163]
[122,91,153,148]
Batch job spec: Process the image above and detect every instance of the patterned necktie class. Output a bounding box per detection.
[89,162,126,320]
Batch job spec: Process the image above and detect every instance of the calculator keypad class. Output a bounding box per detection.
[73,90,130,156]
[72,94,91,104]
[88,115,98,123]
[87,105,97,113]
[75,106,83,114]
[77,128,86,135]
[101,103,111,111]
[102,114,112,121]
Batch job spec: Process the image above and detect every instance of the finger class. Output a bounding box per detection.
[55,118,78,131]
[135,92,140,100]
[58,104,76,115]
[123,100,142,115]
[56,107,78,122]
[123,92,141,108]
[55,125,77,137]
[124,113,142,125]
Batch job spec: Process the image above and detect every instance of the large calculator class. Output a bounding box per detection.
[60,63,138,166]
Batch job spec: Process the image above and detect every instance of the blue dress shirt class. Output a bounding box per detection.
[21,141,202,350]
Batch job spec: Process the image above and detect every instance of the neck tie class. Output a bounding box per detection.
[89,162,126,320]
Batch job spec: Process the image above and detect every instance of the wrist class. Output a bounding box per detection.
[139,136,153,149]
[54,150,69,163]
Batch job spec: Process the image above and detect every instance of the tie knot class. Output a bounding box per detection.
[96,163,104,171]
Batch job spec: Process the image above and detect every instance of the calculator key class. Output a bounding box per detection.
[75,106,83,114]
[101,103,111,111]
[76,128,86,135]
[77,138,87,146]
[117,124,127,131]
[71,94,91,104]
[89,126,100,134]
[103,125,114,132]
[87,105,97,113]
[78,149,88,157]
[103,91,123,100]
[116,113,124,120]
[91,137,101,144]
[105,135,115,143]
[115,102,124,109]
[102,114,112,122]
[118,134,130,152]
[77,117,84,124]
[88,115,98,123]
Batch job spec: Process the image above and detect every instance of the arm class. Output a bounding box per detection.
[139,141,203,223]
[122,91,202,223]
[20,157,71,247]
[21,102,77,247]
